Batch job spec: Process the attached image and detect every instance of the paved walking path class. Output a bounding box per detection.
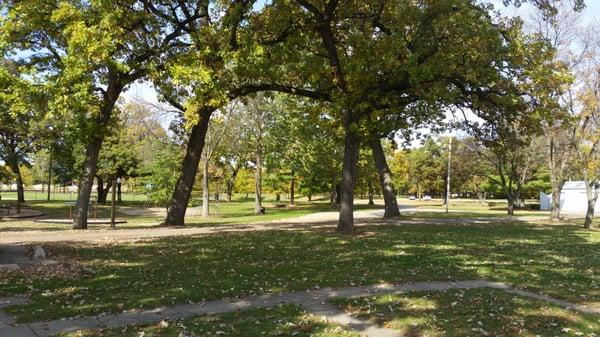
[1,279,598,337]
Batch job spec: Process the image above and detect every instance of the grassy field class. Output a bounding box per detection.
[0,197,346,232]
[2,222,599,322]
[0,196,552,233]
[331,288,600,337]
[0,190,146,202]
[55,305,359,337]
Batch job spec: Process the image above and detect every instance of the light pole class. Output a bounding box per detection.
[446,137,452,214]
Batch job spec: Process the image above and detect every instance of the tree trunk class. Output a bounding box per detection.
[226,186,233,202]
[369,139,400,217]
[73,137,104,229]
[117,178,122,203]
[254,145,263,214]
[97,177,104,204]
[308,194,312,201]
[226,169,238,202]
[73,76,123,230]
[202,158,210,218]
[290,170,295,206]
[163,108,214,226]
[367,180,374,205]
[47,151,52,201]
[584,180,599,229]
[9,162,25,203]
[330,175,337,207]
[337,127,361,233]
[507,195,515,216]
[96,177,112,205]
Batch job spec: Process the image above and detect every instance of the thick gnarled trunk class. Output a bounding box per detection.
[337,127,360,233]
[163,108,214,226]
[73,137,103,229]
[370,138,400,217]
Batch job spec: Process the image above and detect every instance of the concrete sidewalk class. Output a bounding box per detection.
[1,279,598,337]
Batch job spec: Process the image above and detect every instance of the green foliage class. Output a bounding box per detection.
[144,142,183,211]
[264,95,343,198]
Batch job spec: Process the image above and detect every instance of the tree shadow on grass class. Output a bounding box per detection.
[331,287,600,337]
[3,221,600,323]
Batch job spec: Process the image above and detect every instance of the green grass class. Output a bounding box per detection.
[0,190,146,202]
[0,197,351,232]
[401,197,545,211]
[2,222,600,322]
[331,288,600,337]
[54,304,359,337]
[1,196,550,233]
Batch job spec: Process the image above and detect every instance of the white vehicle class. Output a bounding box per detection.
[408,195,416,200]
[423,195,432,201]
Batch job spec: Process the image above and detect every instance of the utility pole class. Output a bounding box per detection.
[446,137,452,214]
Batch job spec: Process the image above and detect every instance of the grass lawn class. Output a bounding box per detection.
[331,288,600,337]
[0,190,146,202]
[399,197,547,215]
[54,305,359,337]
[0,197,352,232]
[1,196,551,233]
[2,222,599,322]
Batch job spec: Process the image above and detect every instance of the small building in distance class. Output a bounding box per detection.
[541,181,600,215]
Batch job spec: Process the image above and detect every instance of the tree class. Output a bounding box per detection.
[145,142,183,212]
[407,139,445,198]
[156,0,329,226]
[200,108,232,217]
[1,1,202,228]
[265,95,343,206]
[570,52,600,229]
[0,60,42,203]
[527,3,582,220]
[389,148,410,196]
[216,109,252,203]
[276,0,575,232]
[240,95,276,214]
